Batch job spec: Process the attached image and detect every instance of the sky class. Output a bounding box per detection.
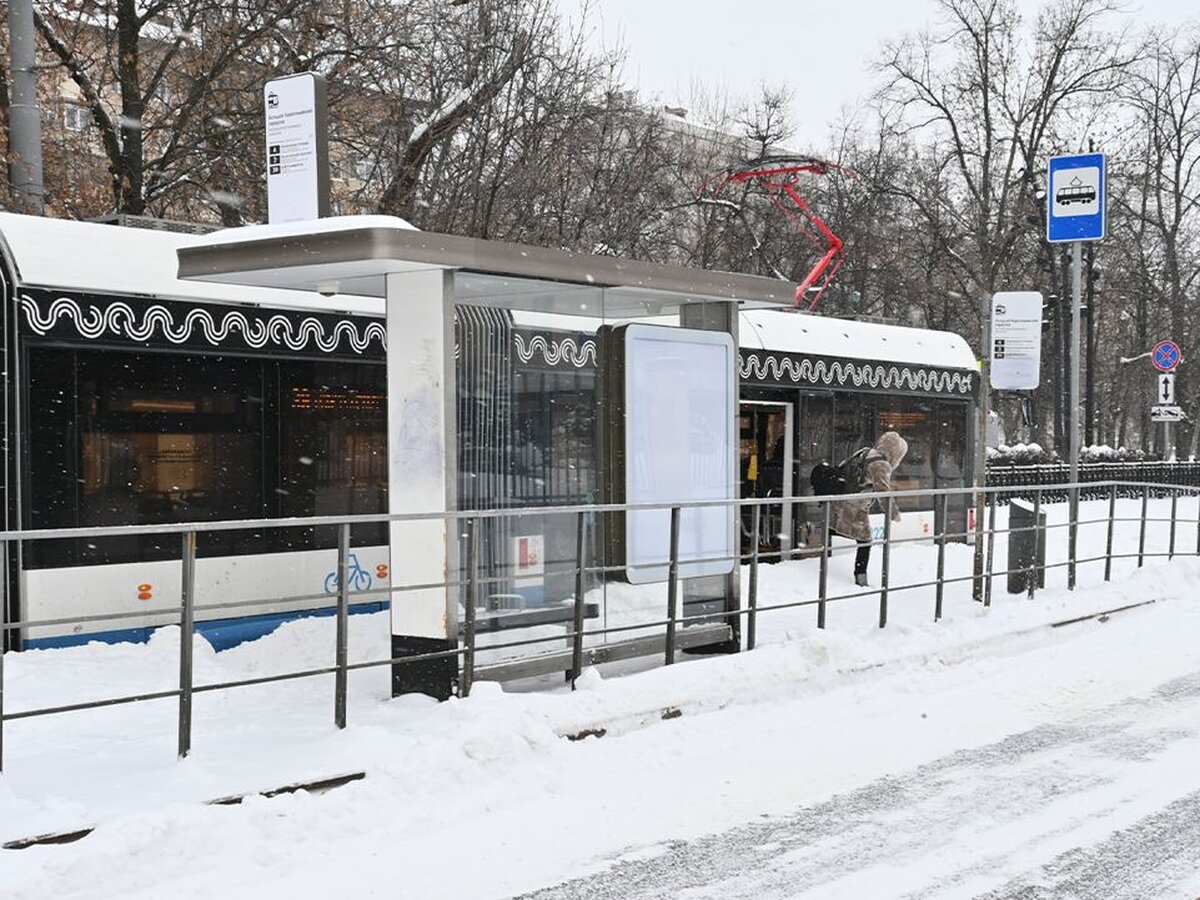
[571,0,1198,148]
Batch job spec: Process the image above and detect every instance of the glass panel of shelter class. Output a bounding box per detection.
[452,274,609,651]
[452,274,745,651]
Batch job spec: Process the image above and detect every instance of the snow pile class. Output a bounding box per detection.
[1,497,1199,899]
[988,442,1051,464]
[988,443,1157,465]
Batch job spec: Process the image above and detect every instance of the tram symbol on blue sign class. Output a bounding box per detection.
[1047,153,1105,243]
[1153,340,1181,373]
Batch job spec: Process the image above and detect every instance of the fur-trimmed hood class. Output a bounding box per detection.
[874,430,908,469]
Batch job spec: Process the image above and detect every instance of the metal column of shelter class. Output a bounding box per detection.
[177,218,792,699]
[385,268,459,699]
[680,302,741,650]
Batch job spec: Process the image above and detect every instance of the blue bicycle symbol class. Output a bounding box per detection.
[324,554,373,595]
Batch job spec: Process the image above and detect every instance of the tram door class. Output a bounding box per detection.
[739,401,794,557]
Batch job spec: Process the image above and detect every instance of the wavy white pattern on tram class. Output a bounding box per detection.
[740,353,974,395]
[508,333,972,396]
[19,295,387,354]
[512,333,598,368]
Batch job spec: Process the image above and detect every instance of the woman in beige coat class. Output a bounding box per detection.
[830,431,909,586]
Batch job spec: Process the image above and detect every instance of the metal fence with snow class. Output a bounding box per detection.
[2,480,1197,773]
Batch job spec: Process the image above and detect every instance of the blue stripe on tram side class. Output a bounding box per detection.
[23,601,389,652]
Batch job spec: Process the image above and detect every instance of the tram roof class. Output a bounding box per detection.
[739,309,978,371]
[0,212,383,315]
[507,308,978,372]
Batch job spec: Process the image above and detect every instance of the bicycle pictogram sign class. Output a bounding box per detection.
[324,554,372,595]
[1152,340,1181,373]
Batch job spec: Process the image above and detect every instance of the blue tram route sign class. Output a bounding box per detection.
[1047,153,1106,243]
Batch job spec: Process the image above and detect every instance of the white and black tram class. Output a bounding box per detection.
[0,213,977,650]
[504,308,978,557]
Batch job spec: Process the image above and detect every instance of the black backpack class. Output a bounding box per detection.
[809,447,885,497]
[809,461,847,496]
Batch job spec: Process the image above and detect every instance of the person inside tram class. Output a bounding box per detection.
[829,430,909,587]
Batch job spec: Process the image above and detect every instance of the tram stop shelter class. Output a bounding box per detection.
[177,216,794,699]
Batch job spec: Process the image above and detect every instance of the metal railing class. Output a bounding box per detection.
[988,460,1200,500]
[1,479,1196,772]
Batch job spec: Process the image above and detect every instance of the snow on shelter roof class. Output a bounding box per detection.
[176,216,796,309]
[739,309,978,372]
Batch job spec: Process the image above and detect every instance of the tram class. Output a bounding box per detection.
[0,214,977,650]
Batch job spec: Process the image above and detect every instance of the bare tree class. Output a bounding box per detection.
[32,0,310,215]
[1113,27,1200,456]
[875,0,1132,449]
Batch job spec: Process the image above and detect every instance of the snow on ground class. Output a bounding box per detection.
[2,497,1199,898]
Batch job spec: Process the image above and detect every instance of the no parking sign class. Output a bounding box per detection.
[1152,340,1181,373]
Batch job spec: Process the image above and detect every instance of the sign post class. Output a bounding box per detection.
[264,72,330,224]
[1152,340,1182,462]
[1047,152,1106,591]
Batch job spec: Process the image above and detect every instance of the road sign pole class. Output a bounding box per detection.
[973,288,990,603]
[1047,151,1104,594]
[1068,240,1081,590]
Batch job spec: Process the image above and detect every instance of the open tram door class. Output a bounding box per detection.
[739,400,794,558]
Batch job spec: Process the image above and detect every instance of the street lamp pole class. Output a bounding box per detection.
[7,0,46,215]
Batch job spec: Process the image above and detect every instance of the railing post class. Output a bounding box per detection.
[984,490,997,608]
[879,508,891,629]
[461,517,479,698]
[570,511,587,688]
[747,507,760,652]
[1190,489,1200,561]
[334,522,350,729]
[1138,485,1149,568]
[1068,479,1078,590]
[1028,490,1042,601]
[665,506,681,665]
[178,530,196,760]
[1169,488,1178,560]
[1195,488,1200,557]
[818,501,830,629]
[934,493,947,622]
[0,539,6,773]
[1104,484,1116,582]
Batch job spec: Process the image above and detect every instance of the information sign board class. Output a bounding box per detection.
[1151,405,1183,423]
[265,73,330,223]
[990,291,1043,390]
[607,324,736,585]
[1158,373,1175,405]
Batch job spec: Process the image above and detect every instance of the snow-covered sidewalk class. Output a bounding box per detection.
[2,497,1198,898]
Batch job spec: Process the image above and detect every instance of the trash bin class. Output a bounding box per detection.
[1007,497,1046,594]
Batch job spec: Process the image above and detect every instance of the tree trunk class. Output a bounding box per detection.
[115,0,144,214]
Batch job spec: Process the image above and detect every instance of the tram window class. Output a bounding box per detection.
[878,401,936,511]
[832,392,872,464]
[276,362,388,549]
[511,370,596,505]
[26,349,390,568]
[796,394,834,492]
[27,348,266,566]
[934,404,968,487]
[935,402,970,534]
